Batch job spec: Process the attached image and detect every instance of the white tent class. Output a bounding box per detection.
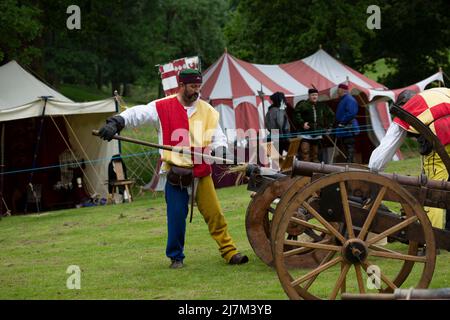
[0,60,119,213]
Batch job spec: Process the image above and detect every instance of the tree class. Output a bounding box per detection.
[0,0,230,97]
[0,0,42,65]
[224,0,374,68]
[363,0,450,87]
[225,0,450,87]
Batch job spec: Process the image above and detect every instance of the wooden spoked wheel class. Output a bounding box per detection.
[272,171,436,300]
[246,176,329,268]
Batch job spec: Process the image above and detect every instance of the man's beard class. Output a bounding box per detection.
[184,92,199,103]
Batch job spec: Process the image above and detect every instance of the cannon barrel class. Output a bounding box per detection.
[245,164,288,192]
[292,159,450,191]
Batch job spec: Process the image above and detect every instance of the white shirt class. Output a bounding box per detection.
[119,98,228,150]
[368,122,407,171]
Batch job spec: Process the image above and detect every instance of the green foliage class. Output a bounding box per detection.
[224,0,375,68]
[1,0,228,97]
[225,0,450,86]
[364,0,450,87]
[0,0,42,64]
[1,0,449,98]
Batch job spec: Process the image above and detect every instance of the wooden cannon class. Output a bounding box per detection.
[245,160,450,299]
[244,96,450,300]
[245,163,369,269]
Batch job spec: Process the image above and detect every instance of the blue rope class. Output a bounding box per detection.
[250,124,377,141]
[1,124,383,176]
[0,150,160,176]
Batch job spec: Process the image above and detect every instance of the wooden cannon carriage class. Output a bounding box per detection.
[244,103,450,300]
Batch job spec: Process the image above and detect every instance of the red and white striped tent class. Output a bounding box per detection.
[201,49,444,160]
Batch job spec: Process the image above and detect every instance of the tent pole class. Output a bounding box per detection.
[24,96,52,214]
[258,83,266,129]
[113,91,123,155]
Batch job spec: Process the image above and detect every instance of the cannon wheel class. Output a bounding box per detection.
[246,176,328,268]
[246,163,370,268]
[272,171,436,300]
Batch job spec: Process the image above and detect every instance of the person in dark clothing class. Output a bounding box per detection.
[265,92,291,154]
[293,88,335,162]
[335,83,360,163]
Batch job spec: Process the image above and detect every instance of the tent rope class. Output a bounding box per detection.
[442,71,449,86]
[49,115,96,196]
[62,115,105,187]
[121,129,156,173]
[0,150,160,176]
[116,96,159,172]
[115,96,160,184]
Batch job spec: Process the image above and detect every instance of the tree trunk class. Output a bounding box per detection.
[111,80,121,96]
[96,64,103,90]
[122,82,131,97]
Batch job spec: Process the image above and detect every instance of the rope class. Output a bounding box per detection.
[442,71,449,86]
[0,150,159,176]
[121,135,156,172]
[2,197,11,215]
[62,115,105,187]
[49,115,96,195]
[0,124,380,177]
[254,124,375,141]
[116,96,159,172]
[0,122,399,178]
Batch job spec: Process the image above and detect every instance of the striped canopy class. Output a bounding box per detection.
[201,49,444,151]
[202,49,385,102]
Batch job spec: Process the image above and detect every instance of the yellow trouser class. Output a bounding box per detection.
[423,146,450,229]
[196,175,239,262]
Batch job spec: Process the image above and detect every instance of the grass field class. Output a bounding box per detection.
[1,157,449,300]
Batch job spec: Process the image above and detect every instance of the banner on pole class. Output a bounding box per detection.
[158,56,200,96]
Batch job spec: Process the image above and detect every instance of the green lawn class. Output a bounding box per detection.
[1,157,449,300]
[0,185,285,300]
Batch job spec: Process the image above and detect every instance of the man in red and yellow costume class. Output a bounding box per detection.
[99,69,248,269]
[369,87,450,231]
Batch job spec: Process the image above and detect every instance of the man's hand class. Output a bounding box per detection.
[98,116,125,141]
[303,122,310,130]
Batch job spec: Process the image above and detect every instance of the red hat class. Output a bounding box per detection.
[338,83,348,90]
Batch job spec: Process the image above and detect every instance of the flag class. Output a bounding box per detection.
[158,56,200,96]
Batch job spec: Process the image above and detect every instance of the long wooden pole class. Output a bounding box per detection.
[25,96,52,213]
[91,130,237,165]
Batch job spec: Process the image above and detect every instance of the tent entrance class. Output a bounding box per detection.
[2,116,88,214]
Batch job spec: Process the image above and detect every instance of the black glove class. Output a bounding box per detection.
[98,116,125,141]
